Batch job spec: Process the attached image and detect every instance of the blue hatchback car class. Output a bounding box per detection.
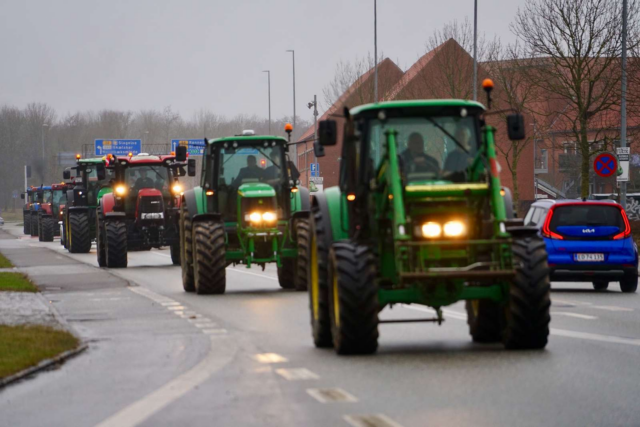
[524,199,638,292]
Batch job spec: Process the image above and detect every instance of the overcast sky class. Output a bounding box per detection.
[0,0,527,124]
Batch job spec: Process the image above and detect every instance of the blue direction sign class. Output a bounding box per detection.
[95,139,141,156]
[171,139,206,156]
[310,163,320,177]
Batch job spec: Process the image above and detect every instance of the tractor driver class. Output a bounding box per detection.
[134,169,155,191]
[231,155,265,187]
[400,132,440,175]
[444,127,473,173]
[263,151,281,181]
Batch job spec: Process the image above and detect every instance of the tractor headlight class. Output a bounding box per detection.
[262,211,276,222]
[115,185,127,196]
[421,222,442,238]
[172,183,183,194]
[249,212,262,223]
[443,220,466,237]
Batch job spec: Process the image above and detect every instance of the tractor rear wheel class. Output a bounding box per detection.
[68,211,91,253]
[295,219,310,291]
[41,217,55,242]
[503,237,551,350]
[277,259,296,289]
[170,243,180,265]
[465,300,504,343]
[105,221,128,268]
[308,206,332,348]
[23,211,30,235]
[193,220,226,295]
[328,242,379,355]
[96,208,106,267]
[38,215,44,242]
[30,212,38,237]
[180,204,195,292]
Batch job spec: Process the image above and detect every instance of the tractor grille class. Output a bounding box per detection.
[139,196,164,214]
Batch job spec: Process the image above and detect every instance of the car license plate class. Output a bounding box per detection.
[575,253,604,262]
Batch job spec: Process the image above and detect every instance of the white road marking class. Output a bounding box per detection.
[307,388,358,403]
[167,306,185,311]
[129,286,175,305]
[400,304,467,320]
[553,298,592,306]
[551,328,640,347]
[160,302,180,306]
[193,322,218,328]
[202,328,227,335]
[345,414,405,427]
[592,305,634,312]
[227,268,278,281]
[254,353,288,363]
[275,368,320,381]
[187,317,211,323]
[151,252,172,258]
[551,312,597,320]
[94,336,236,427]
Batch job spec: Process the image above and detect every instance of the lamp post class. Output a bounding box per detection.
[263,70,271,134]
[473,0,478,101]
[374,0,378,103]
[286,50,296,137]
[621,0,629,209]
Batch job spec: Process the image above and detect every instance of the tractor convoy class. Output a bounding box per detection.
[20,84,555,355]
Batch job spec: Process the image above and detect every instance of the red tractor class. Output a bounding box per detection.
[37,183,68,242]
[96,149,195,268]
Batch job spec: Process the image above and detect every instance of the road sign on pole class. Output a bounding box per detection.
[95,139,141,156]
[617,147,630,182]
[171,139,206,156]
[593,153,618,178]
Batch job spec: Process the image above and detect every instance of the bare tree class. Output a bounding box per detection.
[512,0,640,197]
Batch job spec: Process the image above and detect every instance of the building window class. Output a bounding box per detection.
[535,148,548,174]
[563,141,577,154]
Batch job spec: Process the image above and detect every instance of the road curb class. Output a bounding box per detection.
[0,342,89,389]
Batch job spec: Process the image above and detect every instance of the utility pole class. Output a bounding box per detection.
[263,70,271,134]
[473,0,478,101]
[286,49,297,164]
[621,0,629,209]
[374,0,378,103]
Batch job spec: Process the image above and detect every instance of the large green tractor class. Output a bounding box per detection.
[180,129,310,294]
[308,82,551,355]
[61,156,113,253]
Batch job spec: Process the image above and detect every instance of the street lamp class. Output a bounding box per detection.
[263,70,271,134]
[374,0,378,103]
[286,50,296,138]
[473,0,478,101]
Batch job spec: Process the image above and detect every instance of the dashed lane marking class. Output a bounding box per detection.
[193,322,218,328]
[202,329,227,335]
[128,287,176,305]
[275,368,320,381]
[551,312,597,320]
[553,298,592,306]
[160,302,180,306]
[307,388,358,403]
[227,268,279,281]
[592,305,634,312]
[166,306,186,311]
[551,328,640,347]
[344,414,405,427]
[254,353,288,363]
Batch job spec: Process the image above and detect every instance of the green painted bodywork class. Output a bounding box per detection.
[323,100,517,312]
[238,182,277,198]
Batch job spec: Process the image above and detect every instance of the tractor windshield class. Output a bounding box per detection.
[219,144,285,189]
[125,165,170,197]
[53,190,66,206]
[368,116,478,182]
[42,190,53,204]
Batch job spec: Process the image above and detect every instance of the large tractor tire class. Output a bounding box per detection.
[620,273,638,293]
[23,211,30,235]
[170,243,180,265]
[465,300,504,343]
[180,204,195,292]
[193,220,226,295]
[503,237,551,350]
[295,219,310,291]
[308,205,332,348]
[30,212,38,237]
[328,242,379,355]
[96,208,106,267]
[61,217,67,248]
[105,220,128,268]
[38,215,44,242]
[40,217,55,242]
[277,259,296,289]
[68,211,91,253]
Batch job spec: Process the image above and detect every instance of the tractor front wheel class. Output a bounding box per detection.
[277,259,296,289]
[23,211,30,235]
[30,212,38,237]
[96,208,106,267]
[465,300,504,343]
[38,215,44,242]
[308,205,332,348]
[105,221,128,268]
[193,221,226,295]
[170,243,180,265]
[328,242,379,355]
[180,204,195,292]
[295,219,310,291]
[68,211,91,253]
[503,237,551,350]
[40,217,55,242]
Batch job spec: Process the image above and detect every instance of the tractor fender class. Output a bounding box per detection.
[501,187,515,219]
[67,206,89,212]
[290,186,310,213]
[192,213,222,223]
[97,187,112,202]
[312,187,349,244]
[101,193,116,215]
[182,187,205,220]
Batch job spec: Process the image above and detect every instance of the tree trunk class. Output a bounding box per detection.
[579,124,591,198]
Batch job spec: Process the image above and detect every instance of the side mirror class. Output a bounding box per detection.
[507,114,525,141]
[318,120,337,146]
[20,193,25,200]
[63,170,71,180]
[188,158,197,177]
[314,142,326,158]
[96,164,106,181]
[175,145,187,162]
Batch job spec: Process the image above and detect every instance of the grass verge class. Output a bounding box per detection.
[0,325,79,379]
[0,273,38,292]
[0,252,13,268]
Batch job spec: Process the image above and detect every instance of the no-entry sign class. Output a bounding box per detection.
[593,153,618,178]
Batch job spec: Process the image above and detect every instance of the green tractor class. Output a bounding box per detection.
[308,84,551,355]
[179,128,310,294]
[61,156,113,253]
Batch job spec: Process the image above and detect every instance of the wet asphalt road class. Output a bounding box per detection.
[1,222,640,427]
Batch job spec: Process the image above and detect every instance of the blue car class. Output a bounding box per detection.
[524,199,638,292]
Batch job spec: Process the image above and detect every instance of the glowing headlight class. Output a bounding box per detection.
[262,211,276,222]
[422,222,442,238]
[172,183,183,194]
[115,185,127,196]
[443,221,466,237]
[249,212,262,223]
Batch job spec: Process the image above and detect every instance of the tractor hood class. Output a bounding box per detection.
[404,182,490,199]
[238,183,276,198]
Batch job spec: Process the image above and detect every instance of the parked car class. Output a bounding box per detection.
[524,199,638,292]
